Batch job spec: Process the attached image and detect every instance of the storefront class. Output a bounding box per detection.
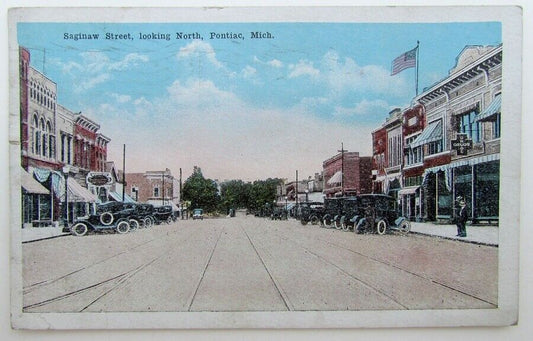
[21,167,51,227]
[423,154,499,223]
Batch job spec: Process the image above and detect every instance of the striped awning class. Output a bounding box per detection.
[67,177,98,203]
[327,171,342,185]
[21,168,49,195]
[109,190,136,203]
[476,94,501,122]
[398,186,419,196]
[410,120,442,148]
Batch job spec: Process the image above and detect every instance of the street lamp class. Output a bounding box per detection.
[284,196,288,215]
[305,189,309,203]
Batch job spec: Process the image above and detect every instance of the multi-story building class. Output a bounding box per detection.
[413,44,502,223]
[323,151,372,197]
[371,108,403,197]
[399,104,426,220]
[19,46,110,227]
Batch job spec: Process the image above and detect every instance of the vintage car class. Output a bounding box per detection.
[298,201,324,225]
[70,201,136,236]
[271,206,288,220]
[338,196,360,231]
[354,194,411,235]
[192,208,204,220]
[322,197,358,229]
[153,205,174,224]
[132,203,156,228]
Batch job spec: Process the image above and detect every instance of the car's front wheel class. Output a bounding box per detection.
[397,220,411,234]
[71,222,88,237]
[129,219,140,231]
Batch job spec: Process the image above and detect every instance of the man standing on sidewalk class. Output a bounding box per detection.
[456,199,468,237]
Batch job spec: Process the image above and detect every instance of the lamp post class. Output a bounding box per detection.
[284,196,288,216]
[305,189,309,203]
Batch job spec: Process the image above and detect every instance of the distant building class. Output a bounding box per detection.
[126,169,179,211]
[323,151,372,198]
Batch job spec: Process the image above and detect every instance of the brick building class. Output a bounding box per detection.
[323,151,372,198]
[126,169,179,210]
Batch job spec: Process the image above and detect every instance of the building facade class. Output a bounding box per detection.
[323,151,372,197]
[19,46,110,227]
[413,44,502,223]
[126,169,179,210]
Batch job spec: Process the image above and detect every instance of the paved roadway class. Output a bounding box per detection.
[22,214,498,313]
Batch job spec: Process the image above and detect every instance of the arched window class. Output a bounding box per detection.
[46,121,54,158]
[31,114,38,154]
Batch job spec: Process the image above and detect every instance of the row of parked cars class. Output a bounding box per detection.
[295,194,411,235]
[66,202,176,236]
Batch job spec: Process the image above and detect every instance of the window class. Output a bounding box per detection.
[428,140,443,155]
[458,109,481,143]
[153,187,159,198]
[493,113,501,139]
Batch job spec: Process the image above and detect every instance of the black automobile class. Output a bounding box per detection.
[271,206,288,220]
[338,196,360,231]
[69,201,136,236]
[153,205,174,224]
[321,197,345,229]
[354,194,410,235]
[299,202,324,225]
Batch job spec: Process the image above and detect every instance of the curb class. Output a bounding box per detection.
[22,233,70,244]
[409,230,498,247]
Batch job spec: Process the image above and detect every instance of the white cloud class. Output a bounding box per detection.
[267,59,283,68]
[241,65,257,78]
[109,53,150,71]
[177,41,224,69]
[320,51,407,97]
[288,60,320,79]
[333,99,391,117]
[74,73,110,93]
[110,93,132,103]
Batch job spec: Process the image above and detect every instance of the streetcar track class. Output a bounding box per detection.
[246,224,407,310]
[264,223,497,308]
[240,225,292,311]
[23,224,208,312]
[186,225,225,311]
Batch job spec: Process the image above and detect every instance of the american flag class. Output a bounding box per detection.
[391,47,417,76]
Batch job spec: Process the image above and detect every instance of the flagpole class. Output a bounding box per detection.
[415,40,420,96]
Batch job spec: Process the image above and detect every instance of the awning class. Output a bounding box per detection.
[109,191,136,203]
[398,186,419,196]
[67,177,98,203]
[476,94,501,122]
[410,120,442,148]
[327,171,342,185]
[21,168,49,194]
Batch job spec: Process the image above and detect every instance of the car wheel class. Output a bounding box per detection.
[322,215,332,228]
[334,219,342,230]
[71,222,88,237]
[341,216,350,231]
[166,216,172,224]
[355,219,368,234]
[129,219,140,231]
[100,212,114,226]
[301,219,308,225]
[310,215,320,225]
[143,217,153,228]
[116,220,130,234]
[398,220,411,234]
[377,219,387,235]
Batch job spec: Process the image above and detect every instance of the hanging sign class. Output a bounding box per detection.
[451,133,473,156]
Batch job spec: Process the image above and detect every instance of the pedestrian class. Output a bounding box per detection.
[456,198,468,237]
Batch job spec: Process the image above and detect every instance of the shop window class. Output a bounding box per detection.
[427,140,443,155]
[458,109,481,143]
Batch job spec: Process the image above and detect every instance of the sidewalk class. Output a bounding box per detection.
[21,226,70,243]
[409,222,498,247]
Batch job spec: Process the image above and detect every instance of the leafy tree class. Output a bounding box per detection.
[219,179,250,212]
[182,166,220,212]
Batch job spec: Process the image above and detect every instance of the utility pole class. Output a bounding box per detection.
[338,142,347,196]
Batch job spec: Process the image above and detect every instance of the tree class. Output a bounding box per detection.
[182,166,220,212]
[219,179,250,212]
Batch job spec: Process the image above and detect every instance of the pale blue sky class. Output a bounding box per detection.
[18,22,501,181]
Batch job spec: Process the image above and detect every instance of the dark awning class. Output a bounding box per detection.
[410,120,442,148]
[476,94,501,122]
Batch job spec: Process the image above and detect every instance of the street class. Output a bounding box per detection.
[22,214,498,313]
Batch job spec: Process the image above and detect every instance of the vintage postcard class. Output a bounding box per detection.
[8,6,522,329]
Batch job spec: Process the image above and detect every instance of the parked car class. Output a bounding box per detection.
[354,194,411,235]
[70,201,135,236]
[151,205,174,224]
[192,208,204,220]
[271,207,288,220]
[322,197,351,229]
[299,202,324,225]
